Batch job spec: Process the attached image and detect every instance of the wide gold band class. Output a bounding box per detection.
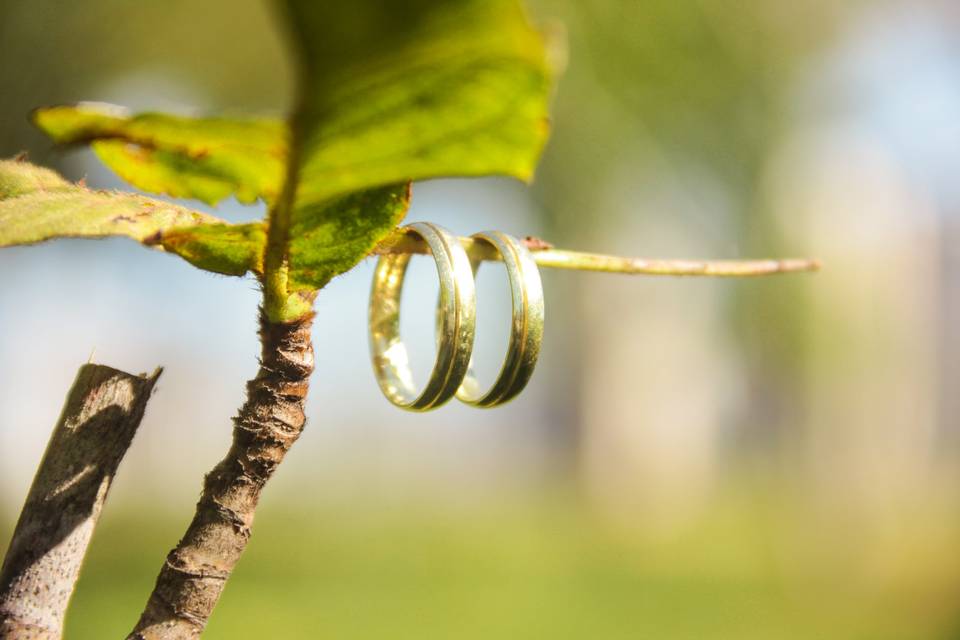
[368,222,476,411]
[456,231,544,408]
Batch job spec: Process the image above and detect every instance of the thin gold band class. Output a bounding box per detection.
[456,231,544,408]
[368,222,476,411]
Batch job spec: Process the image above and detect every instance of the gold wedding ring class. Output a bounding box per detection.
[456,231,544,408]
[369,222,476,411]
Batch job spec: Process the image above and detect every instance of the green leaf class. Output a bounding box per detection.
[0,158,263,277]
[283,0,557,208]
[261,0,558,317]
[159,223,266,277]
[0,159,217,246]
[33,104,286,206]
[287,184,410,289]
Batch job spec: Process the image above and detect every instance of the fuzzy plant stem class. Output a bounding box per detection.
[0,364,161,640]
[128,311,314,640]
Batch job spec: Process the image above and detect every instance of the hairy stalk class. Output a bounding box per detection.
[261,114,310,323]
[1,364,160,640]
[128,311,314,640]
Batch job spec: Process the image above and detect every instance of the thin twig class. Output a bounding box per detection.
[374,231,821,277]
[0,364,161,640]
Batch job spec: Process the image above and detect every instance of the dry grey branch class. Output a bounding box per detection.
[0,364,162,640]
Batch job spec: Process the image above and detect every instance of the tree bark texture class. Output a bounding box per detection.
[0,364,162,640]
[129,311,314,640]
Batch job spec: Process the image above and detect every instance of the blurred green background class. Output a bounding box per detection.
[3,0,960,638]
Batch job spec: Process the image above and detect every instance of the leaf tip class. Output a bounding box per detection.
[31,102,130,144]
[0,157,71,199]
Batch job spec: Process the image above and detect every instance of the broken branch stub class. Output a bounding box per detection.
[0,364,162,640]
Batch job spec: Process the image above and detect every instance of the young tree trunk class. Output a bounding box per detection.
[129,311,314,640]
[0,364,161,640]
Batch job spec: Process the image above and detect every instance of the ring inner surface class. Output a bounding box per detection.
[370,226,461,410]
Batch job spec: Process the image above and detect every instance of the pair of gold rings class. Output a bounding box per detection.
[369,222,544,411]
